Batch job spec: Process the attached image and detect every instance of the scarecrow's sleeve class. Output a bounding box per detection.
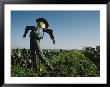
[23,26,35,37]
[43,28,56,44]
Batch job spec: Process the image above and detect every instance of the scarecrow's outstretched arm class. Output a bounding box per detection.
[23,26,35,37]
[43,28,56,44]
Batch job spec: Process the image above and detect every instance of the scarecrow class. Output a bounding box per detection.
[23,18,56,73]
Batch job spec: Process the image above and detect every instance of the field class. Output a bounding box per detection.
[11,46,100,77]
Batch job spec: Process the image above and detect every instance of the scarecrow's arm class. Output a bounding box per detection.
[23,26,35,37]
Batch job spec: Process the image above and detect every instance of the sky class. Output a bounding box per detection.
[11,11,100,50]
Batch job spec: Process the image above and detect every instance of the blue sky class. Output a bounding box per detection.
[11,11,100,49]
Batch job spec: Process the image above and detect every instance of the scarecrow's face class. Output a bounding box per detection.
[37,21,46,28]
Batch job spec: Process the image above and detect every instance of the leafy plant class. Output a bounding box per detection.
[11,46,100,77]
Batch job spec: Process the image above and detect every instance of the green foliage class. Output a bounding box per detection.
[82,46,100,69]
[11,46,100,77]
